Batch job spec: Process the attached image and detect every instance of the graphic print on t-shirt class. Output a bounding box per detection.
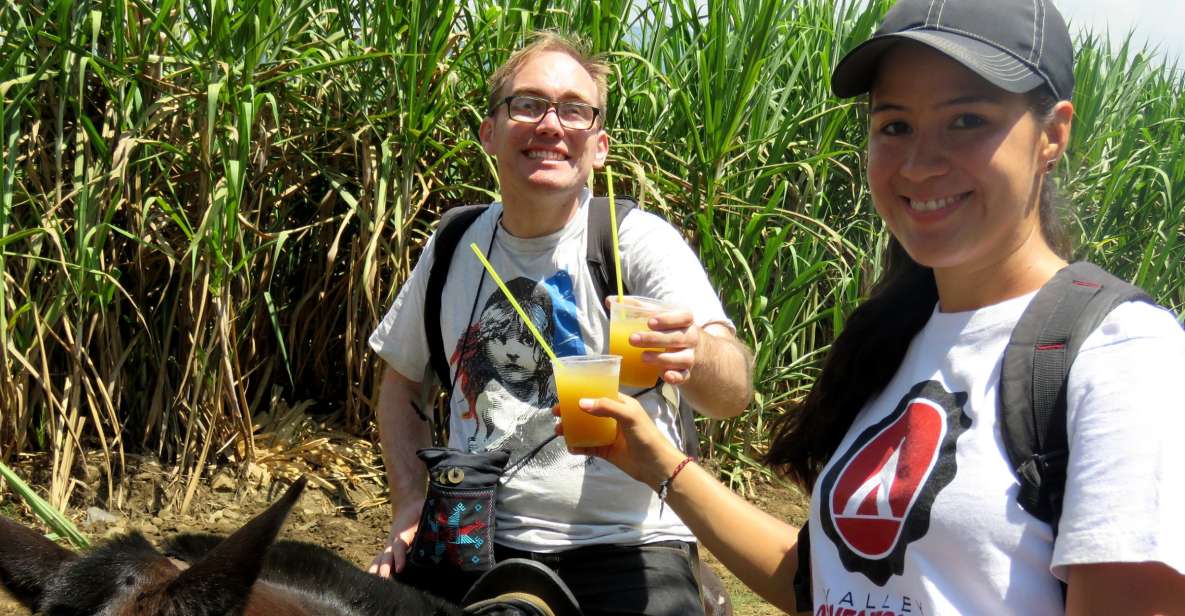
[818,380,970,586]
[450,273,586,468]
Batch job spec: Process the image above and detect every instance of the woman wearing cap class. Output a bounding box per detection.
[562,0,1185,613]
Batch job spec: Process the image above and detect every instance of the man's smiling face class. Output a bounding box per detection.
[479,50,608,203]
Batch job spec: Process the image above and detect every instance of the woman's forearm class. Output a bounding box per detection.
[568,394,803,611]
[659,455,802,611]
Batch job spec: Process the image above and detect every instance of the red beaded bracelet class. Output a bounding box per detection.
[657,456,695,515]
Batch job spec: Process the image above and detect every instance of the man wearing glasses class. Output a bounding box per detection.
[368,32,752,615]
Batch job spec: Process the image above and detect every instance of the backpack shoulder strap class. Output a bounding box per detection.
[792,524,813,612]
[425,197,633,390]
[587,197,701,456]
[586,196,637,311]
[795,262,1155,612]
[425,204,490,389]
[999,261,1154,527]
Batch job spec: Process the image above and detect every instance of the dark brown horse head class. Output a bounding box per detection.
[0,477,307,615]
[1,477,461,616]
[2,484,727,616]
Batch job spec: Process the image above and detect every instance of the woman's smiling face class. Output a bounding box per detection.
[867,42,1058,276]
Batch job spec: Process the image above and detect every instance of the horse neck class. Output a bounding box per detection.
[244,581,337,616]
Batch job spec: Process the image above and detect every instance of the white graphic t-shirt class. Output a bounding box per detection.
[370,191,733,551]
[810,294,1185,615]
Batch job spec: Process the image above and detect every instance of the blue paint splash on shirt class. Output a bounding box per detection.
[541,271,586,357]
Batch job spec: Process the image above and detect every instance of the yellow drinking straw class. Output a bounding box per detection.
[606,166,624,302]
[469,242,559,363]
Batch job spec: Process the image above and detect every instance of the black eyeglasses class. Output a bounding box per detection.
[493,95,601,130]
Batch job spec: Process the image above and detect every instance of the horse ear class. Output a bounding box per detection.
[0,516,77,610]
[165,476,306,608]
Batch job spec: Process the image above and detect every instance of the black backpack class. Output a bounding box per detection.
[418,197,719,609]
[422,197,636,393]
[998,261,1156,528]
[419,196,702,458]
[793,261,1161,611]
[418,197,707,462]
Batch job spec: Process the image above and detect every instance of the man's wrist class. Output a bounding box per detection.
[390,494,426,519]
[688,326,710,376]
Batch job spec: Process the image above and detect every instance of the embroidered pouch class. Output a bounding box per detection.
[409,447,511,574]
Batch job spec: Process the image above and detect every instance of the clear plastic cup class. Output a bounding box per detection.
[554,355,622,447]
[608,295,676,388]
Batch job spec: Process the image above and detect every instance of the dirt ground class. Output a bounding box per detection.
[0,452,808,616]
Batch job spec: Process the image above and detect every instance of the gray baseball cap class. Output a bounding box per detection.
[831,0,1075,100]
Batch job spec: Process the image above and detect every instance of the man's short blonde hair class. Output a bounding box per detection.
[485,32,610,123]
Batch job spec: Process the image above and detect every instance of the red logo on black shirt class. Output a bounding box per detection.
[818,380,969,585]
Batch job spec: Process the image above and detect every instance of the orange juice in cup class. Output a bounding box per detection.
[554,355,622,447]
[608,296,674,388]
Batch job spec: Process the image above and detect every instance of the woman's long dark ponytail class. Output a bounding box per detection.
[762,239,936,489]
[763,87,1071,490]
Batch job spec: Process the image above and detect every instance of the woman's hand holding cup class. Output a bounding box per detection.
[555,394,687,492]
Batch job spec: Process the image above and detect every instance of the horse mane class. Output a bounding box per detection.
[165,533,461,616]
[41,533,178,614]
